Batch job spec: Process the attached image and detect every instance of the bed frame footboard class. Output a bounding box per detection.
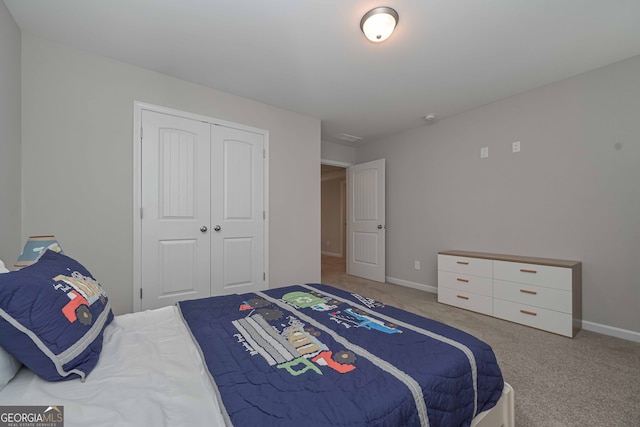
[471,382,515,427]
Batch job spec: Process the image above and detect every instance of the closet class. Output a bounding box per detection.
[135,105,267,310]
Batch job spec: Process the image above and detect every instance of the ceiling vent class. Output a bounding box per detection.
[334,133,363,143]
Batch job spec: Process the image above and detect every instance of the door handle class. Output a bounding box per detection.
[214,225,221,232]
[377,224,386,229]
[200,226,208,233]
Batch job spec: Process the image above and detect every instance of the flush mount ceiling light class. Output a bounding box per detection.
[360,7,399,43]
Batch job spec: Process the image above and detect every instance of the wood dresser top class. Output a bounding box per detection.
[438,250,581,268]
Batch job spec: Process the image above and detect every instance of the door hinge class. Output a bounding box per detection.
[263,210,265,220]
[140,288,143,299]
[263,272,266,281]
[263,149,266,159]
[140,127,143,140]
[140,207,143,219]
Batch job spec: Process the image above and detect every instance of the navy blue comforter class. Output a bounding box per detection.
[178,284,503,427]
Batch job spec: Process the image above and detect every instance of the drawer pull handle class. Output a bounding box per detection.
[520,309,537,316]
[456,261,469,265]
[456,295,469,300]
[520,289,537,295]
[457,278,469,283]
[520,269,537,274]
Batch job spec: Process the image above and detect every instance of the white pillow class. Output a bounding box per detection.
[0,260,22,390]
[0,346,21,391]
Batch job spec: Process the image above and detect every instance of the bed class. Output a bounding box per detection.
[0,253,514,427]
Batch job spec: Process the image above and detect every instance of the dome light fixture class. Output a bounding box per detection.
[360,7,399,43]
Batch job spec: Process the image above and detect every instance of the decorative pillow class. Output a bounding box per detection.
[0,251,113,381]
[0,260,22,390]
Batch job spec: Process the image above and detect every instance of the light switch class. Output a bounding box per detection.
[480,147,489,158]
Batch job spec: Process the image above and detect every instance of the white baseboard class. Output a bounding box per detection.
[582,320,640,343]
[386,277,640,344]
[321,251,342,258]
[386,276,437,294]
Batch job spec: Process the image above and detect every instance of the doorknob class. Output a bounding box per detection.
[214,225,222,232]
[200,226,208,233]
[377,224,386,229]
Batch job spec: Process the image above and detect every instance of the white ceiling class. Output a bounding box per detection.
[6,0,640,144]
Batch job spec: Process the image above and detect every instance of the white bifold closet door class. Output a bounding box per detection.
[140,110,265,310]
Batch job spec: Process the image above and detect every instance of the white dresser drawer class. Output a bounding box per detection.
[493,298,573,337]
[438,270,493,296]
[438,286,492,316]
[493,280,572,313]
[438,255,493,278]
[493,260,572,291]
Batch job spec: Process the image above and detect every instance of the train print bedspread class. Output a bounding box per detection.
[177,284,504,427]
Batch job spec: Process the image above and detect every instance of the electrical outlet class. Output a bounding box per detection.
[480,147,489,158]
[512,141,521,153]
[414,261,420,270]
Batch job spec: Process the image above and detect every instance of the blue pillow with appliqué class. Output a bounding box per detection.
[0,259,21,391]
[0,250,113,381]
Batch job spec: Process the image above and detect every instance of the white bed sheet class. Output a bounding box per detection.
[0,306,225,427]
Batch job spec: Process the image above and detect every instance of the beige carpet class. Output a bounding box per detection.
[321,255,640,426]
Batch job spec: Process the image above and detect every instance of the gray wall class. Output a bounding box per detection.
[0,2,21,265]
[321,140,356,165]
[21,34,321,315]
[356,55,640,333]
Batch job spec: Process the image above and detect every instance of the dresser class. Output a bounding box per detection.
[437,250,582,337]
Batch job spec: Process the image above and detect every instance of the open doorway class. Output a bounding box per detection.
[321,163,347,278]
[321,158,386,283]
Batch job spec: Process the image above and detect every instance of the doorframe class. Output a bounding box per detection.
[320,159,351,260]
[133,101,270,312]
[340,180,347,258]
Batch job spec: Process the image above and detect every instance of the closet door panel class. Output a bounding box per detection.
[211,125,265,294]
[140,110,211,310]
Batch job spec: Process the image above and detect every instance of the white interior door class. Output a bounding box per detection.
[141,110,211,310]
[211,125,266,295]
[347,159,386,282]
